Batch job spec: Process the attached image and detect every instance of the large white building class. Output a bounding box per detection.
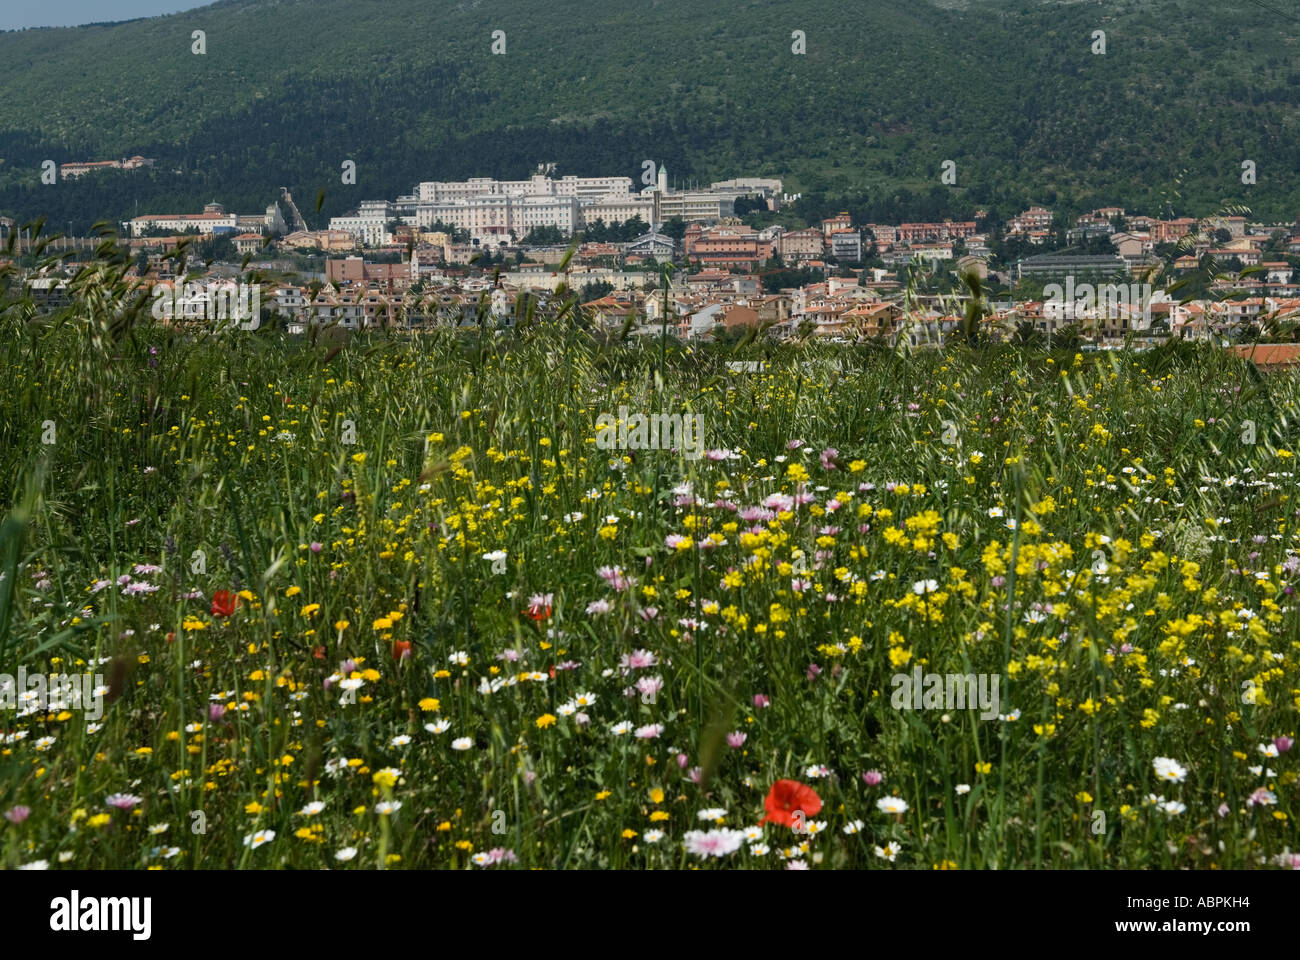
[653,190,736,222]
[414,195,582,239]
[330,170,770,246]
[415,174,633,204]
[329,200,395,246]
[126,202,238,237]
[407,175,637,239]
[513,196,582,235]
[581,194,655,227]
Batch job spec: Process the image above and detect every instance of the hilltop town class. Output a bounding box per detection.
[9,167,1300,349]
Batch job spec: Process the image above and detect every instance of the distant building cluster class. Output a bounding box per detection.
[72,179,1300,353]
[124,201,279,238]
[60,155,155,179]
[327,167,781,246]
[115,168,782,250]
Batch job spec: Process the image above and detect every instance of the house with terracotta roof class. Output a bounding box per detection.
[686,268,734,290]
[1263,262,1293,285]
[233,233,265,255]
[581,294,640,325]
[1230,344,1300,368]
[1007,207,1053,235]
[719,304,760,330]
[1209,247,1260,267]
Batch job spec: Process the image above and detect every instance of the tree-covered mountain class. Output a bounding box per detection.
[1,0,1297,232]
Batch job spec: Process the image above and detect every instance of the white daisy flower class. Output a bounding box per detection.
[876,796,909,815]
[1152,757,1188,782]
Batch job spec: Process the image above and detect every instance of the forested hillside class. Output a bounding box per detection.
[1,0,1297,230]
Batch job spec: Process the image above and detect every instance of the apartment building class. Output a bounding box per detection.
[581,194,655,227]
[710,178,783,205]
[654,190,736,222]
[882,243,953,265]
[861,224,898,249]
[1151,218,1196,245]
[776,227,824,261]
[1014,252,1128,281]
[1264,262,1294,284]
[512,196,583,236]
[829,230,863,262]
[1209,247,1261,266]
[896,221,977,243]
[684,224,769,270]
[819,213,853,238]
[1006,207,1053,234]
[329,200,395,246]
[1208,215,1248,238]
[326,256,416,285]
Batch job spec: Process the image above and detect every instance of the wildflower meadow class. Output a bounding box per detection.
[1,295,1298,871]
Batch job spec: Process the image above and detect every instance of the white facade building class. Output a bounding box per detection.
[413,195,581,240]
[329,200,395,246]
[415,175,634,204]
[127,210,238,237]
[580,193,655,227]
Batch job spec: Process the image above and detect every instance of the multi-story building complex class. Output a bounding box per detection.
[1006,206,1053,235]
[126,202,238,237]
[512,196,582,236]
[412,195,581,239]
[1014,252,1128,281]
[896,221,978,243]
[776,227,824,262]
[819,212,852,238]
[829,230,863,262]
[329,200,395,246]
[61,155,155,179]
[581,194,655,227]
[863,224,899,246]
[415,175,634,203]
[326,256,416,286]
[653,190,736,223]
[710,178,783,206]
[1150,218,1196,244]
[684,224,769,270]
[882,243,953,265]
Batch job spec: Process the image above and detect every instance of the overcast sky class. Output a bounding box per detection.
[2,1,212,30]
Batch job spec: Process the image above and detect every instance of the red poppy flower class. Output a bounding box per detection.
[210,590,238,618]
[759,779,822,828]
[312,645,326,660]
[392,640,412,662]
[166,632,175,645]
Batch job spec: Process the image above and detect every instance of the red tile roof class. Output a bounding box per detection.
[1230,344,1300,366]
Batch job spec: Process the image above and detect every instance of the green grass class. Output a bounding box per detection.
[1,270,1298,869]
